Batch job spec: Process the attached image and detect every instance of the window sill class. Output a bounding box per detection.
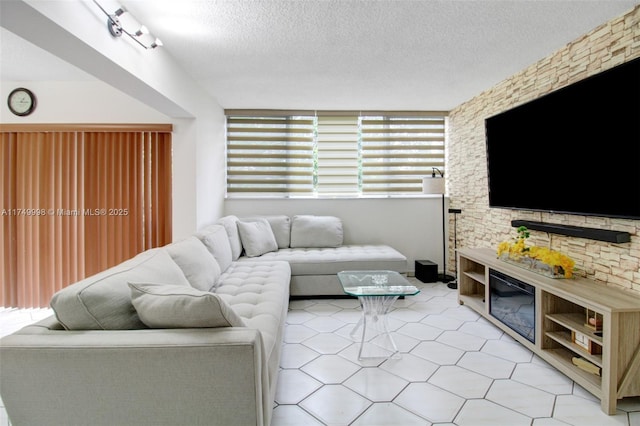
[225,194,447,200]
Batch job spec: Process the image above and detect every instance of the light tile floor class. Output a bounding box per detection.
[1,278,639,426]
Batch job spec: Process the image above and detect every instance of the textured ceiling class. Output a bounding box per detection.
[1,0,638,111]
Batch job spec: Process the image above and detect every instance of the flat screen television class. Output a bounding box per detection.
[485,57,640,220]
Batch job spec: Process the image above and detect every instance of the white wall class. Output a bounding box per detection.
[225,197,451,275]
[193,108,227,232]
[0,81,167,123]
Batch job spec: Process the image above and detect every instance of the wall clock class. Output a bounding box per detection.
[7,87,36,116]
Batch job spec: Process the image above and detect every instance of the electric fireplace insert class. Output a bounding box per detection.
[489,269,535,343]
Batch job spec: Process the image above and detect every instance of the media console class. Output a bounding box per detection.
[457,248,640,414]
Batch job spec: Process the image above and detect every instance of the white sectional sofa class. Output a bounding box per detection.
[0,214,407,426]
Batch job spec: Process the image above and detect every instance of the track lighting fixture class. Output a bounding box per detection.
[93,1,162,50]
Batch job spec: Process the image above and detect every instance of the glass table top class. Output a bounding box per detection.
[337,270,420,297]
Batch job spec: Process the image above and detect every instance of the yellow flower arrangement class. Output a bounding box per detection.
[497,226,575,278]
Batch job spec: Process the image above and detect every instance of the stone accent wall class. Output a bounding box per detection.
[447,5,640,294]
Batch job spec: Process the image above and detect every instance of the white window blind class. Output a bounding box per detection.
[226,114,315,195]
[316,114,360,195]
[225,110,447,197]
[361,113,446,194]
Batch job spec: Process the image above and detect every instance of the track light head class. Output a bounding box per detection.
[134,26,149,37]
[93,1,161,50]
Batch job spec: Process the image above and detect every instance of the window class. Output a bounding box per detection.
[1,124,172,308]
[226,114,315,195]
[360,113,446,194]
[316,113,360,194]
[225,110,447,197]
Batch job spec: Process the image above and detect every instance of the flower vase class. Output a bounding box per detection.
[499,253,567,279]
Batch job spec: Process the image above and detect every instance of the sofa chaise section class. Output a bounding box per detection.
[230,214,408,296]
[240,245,408,296]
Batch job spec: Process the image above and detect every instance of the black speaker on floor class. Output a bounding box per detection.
[415,260,438,283]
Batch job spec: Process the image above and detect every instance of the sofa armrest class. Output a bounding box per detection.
[0,320,271,426]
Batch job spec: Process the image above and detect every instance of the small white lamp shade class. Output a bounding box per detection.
[422,176,445,195]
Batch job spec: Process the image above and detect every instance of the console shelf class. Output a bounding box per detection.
[458,255,487,312]
[545,331,603,367]
[546,313,603,345]
[457,248,640,415]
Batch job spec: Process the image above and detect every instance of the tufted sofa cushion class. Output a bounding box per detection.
[196,224,234,272]
[215,261,291,360]
[50,248,190,330]
[290,215,343,248]
[216,215,243,260]
[237,244,407,275]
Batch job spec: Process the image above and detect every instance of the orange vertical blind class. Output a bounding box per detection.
[0,124,172,308]
[1,132,18,305]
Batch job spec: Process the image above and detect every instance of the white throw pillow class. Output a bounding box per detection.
[166,236,221,291]
[239,215,291,248]
[236,219,278,257]
[290,215,343,248]
[129,282,245,328]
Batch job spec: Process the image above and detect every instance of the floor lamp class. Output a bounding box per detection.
[422,169,454,283]
[447,208,462,289]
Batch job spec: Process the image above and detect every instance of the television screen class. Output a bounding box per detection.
[485,57,640,220]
